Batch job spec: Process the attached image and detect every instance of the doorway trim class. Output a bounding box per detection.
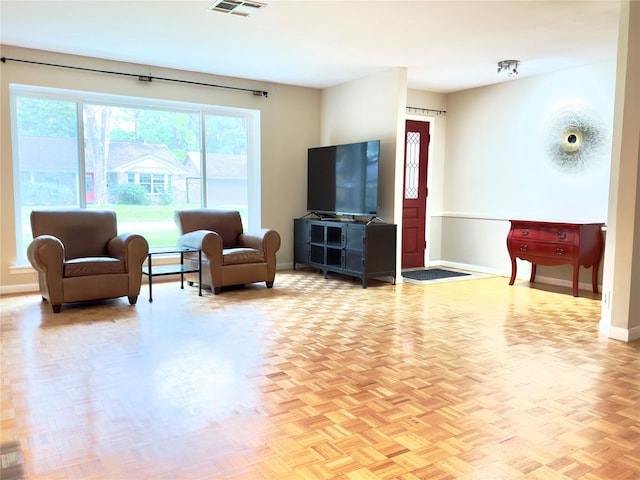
[403,113,435,270]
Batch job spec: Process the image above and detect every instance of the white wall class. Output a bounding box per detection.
[439,62,617,283]
[320,68,408,225]
[600,0,640,341]
[318,68,407,277]
[0,45,321,291]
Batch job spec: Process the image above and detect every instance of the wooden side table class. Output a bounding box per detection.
[142,246,202,302]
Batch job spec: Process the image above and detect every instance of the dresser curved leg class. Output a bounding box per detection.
[573,266,579,297]
[509,257,517,285]
[529,263,537,283]
[592,265,599,294]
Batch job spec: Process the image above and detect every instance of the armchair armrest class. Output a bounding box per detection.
[178,230,224,265]
[27,235,64,274]
[107,233,149,269]
[239,229,281,255]
[27,234,66,307]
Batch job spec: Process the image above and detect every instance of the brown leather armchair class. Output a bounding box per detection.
[175,209,281,294]
[27,209,149,313]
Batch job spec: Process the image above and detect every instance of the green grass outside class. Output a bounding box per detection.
[109,203,192,221]
[112,204,184,246]
[20,203,249,253]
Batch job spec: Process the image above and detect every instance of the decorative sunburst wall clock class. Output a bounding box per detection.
[544,105,611,174]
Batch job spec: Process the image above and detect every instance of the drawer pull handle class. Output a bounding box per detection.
[556,248,565,255]
[520,244,528,251]
[557,231,567,240]
[521,229,529,236]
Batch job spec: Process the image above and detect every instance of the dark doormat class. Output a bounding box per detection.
[402,268,470,281]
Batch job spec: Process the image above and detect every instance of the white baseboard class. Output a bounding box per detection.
[599,319,640,342]
[2,262,293,296]
[1,283,39,295]
[433,261,505,277]
[527,274,602,295]
[433,261,602,294]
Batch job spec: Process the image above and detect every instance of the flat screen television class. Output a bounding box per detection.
[307,140,380,217]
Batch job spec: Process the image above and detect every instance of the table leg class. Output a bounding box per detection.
[529,263,537,283]
[148,254,153,302]
[198,250,202,296]
[180,252,185,290]
[592,264,599,294]
[509,257,517,285]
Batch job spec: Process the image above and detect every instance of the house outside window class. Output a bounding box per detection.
[128,173,170,196]
[139,173,152,192]
[152,175,167,194]
[10,85,260,265]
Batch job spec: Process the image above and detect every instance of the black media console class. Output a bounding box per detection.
[293,217,397,288]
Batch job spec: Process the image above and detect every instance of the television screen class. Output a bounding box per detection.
[307,140,379,216]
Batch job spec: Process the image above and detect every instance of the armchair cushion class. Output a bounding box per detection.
[223,248,265,265]
[31,209,118,259]
[176,209,242,249]
[64,257,125,277]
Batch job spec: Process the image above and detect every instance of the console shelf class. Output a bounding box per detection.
[294,218,397,288]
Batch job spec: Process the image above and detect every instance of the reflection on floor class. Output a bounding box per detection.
[1,270,639,480]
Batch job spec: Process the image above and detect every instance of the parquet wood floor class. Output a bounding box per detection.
[1,270,639,479]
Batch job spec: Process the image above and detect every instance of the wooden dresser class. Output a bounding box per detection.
[507,220,605,297]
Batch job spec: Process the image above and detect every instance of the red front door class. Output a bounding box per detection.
[401,120,430,269]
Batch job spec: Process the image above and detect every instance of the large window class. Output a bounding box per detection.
[11,85,260,265]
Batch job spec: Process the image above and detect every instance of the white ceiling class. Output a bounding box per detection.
[0,0,622,93]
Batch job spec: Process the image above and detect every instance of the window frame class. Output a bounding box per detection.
[10,84,261,266]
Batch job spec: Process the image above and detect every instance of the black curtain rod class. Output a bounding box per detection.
[406,106,446,116]
[0,56,269,97]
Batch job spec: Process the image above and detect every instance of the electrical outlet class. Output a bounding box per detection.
[604,291,610,308]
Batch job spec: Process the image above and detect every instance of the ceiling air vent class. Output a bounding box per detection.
[208,0,267,17]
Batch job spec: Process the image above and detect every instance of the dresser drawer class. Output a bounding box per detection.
[510,225,576,244]
[509,239,576,260]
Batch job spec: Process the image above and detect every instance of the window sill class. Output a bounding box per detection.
[10,254,182,274]
[10,264,34,275]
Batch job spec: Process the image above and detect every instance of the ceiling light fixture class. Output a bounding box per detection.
[208,0,267,17]
[497,60,520,77]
